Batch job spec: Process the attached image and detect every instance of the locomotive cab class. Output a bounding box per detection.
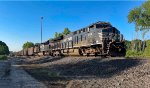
[101,27,126,57]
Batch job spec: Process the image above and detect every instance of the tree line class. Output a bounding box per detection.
[125,39,150,57]
[23,28,71,49]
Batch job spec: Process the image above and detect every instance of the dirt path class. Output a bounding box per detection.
[0,61,11,88]
[0,58,47,88]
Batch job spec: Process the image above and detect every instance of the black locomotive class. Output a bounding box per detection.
[16,21,126,57]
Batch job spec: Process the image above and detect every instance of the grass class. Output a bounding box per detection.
[125,40,150,58]
[25,68,60,79]
[24,68,68,88]
[125,50,150,58]
[0,55,7,60]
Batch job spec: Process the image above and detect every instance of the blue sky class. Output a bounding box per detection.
[0,1,144,51]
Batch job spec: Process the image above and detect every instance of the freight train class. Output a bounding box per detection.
[16,21,126,57]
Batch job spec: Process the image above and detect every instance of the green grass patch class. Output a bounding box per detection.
[126,50,143,57]
[125,40,150,58]
[25,68,60,79]
[0,55,7,60]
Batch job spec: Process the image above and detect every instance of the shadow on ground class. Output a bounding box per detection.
[27,56,64,64]
[25,57,145,82]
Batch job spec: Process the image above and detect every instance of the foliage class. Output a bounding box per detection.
[58,33,63,37]
[124,40,131,50]
[63,28,71,35]
[54,32,58,38]
[49,38,53,41]
[131,39,142,51]
[143,40,150,57]
[126,50,143,57]
[23,42,34,49]
[9,51,15,57]
[0,55,7,60]
[125,39,143,51]
[128,1,150,38]
[54,32,63,38]
[53,28,71,39]
[127,1,150,57]
[125,39,150,58]
[0,41,9,55]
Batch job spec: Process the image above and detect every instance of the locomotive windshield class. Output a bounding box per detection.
[102,29,108,32]
[96,22,112,28]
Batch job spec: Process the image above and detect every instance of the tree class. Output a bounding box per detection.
[53,28,70,38]
[54,32,58,38]
[54,32,63,38]
[23,42,34,49]
[143,40,150,57]
[49,38,53,41]
[131,39,142,51]
[63,28,71,35]
[0,41,9,55]
[128,1,150,39]
[58,33,63,37]
[124,40,131,50]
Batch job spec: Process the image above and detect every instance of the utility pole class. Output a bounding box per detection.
[41,17,43,44]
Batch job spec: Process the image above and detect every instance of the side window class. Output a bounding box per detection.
[68,42,69,48]
[78,35,80,42]
[66,42,68,48]
[96,24,101,28]
[62,43,63,48]
[102,29,108,33]
[74,31,77,35]
[72,41,73,47]
[65,43,66,48]
[81,35,82,41]
[74,37,76,44]
[79,30,81,34]
[55,43,57,49]
[83,28,85,32]
[57,43,58,48]
[88,28,90,32]
[54,43,56,49]
[112,28,115,33]
[77,36,78,44]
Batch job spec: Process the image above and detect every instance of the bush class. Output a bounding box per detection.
[126,50,143,57]
[0,55,7,60]
[143,40,150,57]
[125,39,150,58]
[23,42,34,49]
[0,41,9,55]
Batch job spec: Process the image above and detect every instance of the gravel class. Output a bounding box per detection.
[22,56,150,88]
[0,61,11,88]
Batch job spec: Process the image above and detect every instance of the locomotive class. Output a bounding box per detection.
[16,21,126,57]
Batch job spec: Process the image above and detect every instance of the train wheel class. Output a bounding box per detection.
[86,53,90,57]
[94,53,98,57]
[78,48,83,56]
